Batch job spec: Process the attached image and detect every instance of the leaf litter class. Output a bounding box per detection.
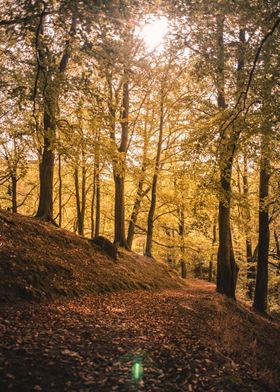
[0,279,279,391]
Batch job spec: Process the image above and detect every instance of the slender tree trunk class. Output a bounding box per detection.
[242,150,255,298]
[127,179,144,249]
[81,164,86,234]
[113,77,129,247]
[11,172,17,213]
[274,230,280,276]
[253,136,270,313]
[243,151,253,259]
[127,122,148,249]
[145,172,158,256]
[114,174,126,245]
[178,206,187,278]
[91,130,101,238]
[209,218,217,282]
[91,167,96,238]
[145,94,164,257]
[74,164,86,236]
[58,152,62,227]
[274,230,280,258]
[107,71,129,247]
[74,167,82,235]
[95,134,101,238]
[95,167,100,237]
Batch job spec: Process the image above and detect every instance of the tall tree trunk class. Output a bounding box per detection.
[114,174,126,245]
[243,151,253,260]
[243,150,255,298]
[216,22,243,299]
[217,156,239,298]
[74,167,82,235]
[36,104,55,221]
[274,230,280,276]
[91,167,96,238]
[35,12,76,221]
[91,130,101,238]
[11,173,17,212]
[113,77,129,247]
[95,166,100,237]
[209,217,217,282]
[58,152,62,227]
[74,164,86,236]
[145,93,164,257]
[178,206,187,278]
[127,120,149,249]
[107,70,129,247]
[11,172,17,213]
[127,178,144,249]
[253,136,270,313]
[81,164,86,234]
[253,40,273,313]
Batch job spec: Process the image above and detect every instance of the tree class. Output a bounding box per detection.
[35,1,77,221]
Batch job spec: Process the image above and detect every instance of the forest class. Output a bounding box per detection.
[0,0,280,390]
[1,0,279,312]
[0,0,280,392]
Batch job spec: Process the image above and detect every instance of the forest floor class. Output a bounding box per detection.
[0,210,280,391]
[0,279,280,392]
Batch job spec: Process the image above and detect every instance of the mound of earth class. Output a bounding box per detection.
[0,210,184,302]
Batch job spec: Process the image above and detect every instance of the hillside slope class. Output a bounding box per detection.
[0,210,184,302]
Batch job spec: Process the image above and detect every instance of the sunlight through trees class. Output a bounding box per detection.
[0,0,279,313]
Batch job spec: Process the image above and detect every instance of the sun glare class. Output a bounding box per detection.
[139,16,169,51]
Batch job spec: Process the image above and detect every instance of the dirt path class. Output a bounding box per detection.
[0,280,278,391]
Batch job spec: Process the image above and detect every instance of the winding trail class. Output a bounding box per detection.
[0,280,278,391]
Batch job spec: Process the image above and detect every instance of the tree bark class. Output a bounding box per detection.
[91,130,101,238]
[95,167,100,237]
[274,230,280,276]
[74,164,86,236]
[127,179,144,249]
[181,261,187,279]
[216,21,243,299]
[178,206,187,278]
[90,167,96,238]
[145,93,164,257]
[74,167,82,235]
[113,77,129,247]
[242,150,255,298]
[127,119,149,249]
[253,136,270,313]
[217,158,239,298]
[274,230,280,258]
[58,152,62,227]
[11,172,17,213]
[36,104,55,221]
[209,218,217,282]
[36,11,76,221]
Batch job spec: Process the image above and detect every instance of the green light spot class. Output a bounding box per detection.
[132,361,143,380]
